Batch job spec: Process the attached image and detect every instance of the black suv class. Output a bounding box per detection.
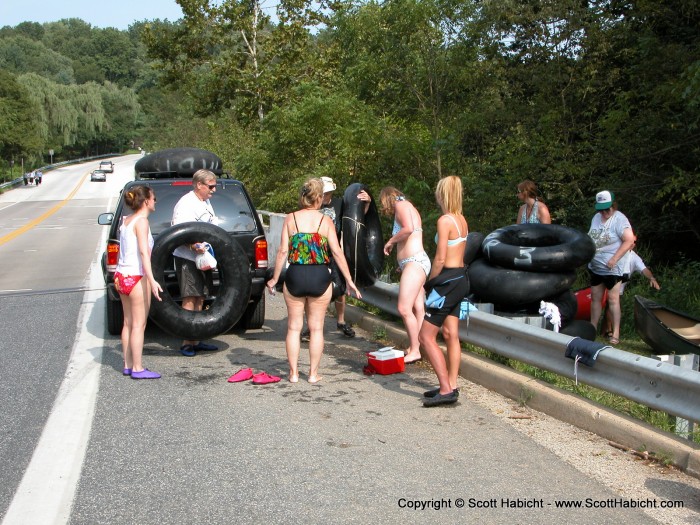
[98,148,268,335]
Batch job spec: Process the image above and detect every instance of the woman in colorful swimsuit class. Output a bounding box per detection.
[516,180,551,224]
[114,185,163,379]
[379,187,431,364]
[419,176,469,407]
[267,178,361,383]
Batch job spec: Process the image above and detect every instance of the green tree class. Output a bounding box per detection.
[0,35,75,84]
[0,69,43,159]
[17,73,106,150]
[142,0,320,124]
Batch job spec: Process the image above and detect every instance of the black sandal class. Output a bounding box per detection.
[337,323,355,338]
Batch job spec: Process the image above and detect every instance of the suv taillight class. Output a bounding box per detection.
[254,239,268,269]
[106,242,119,273]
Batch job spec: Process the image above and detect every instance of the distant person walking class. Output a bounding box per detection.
[114,185,162,379]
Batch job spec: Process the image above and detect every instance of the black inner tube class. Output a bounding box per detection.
[150,222,251,340]
[135,147,224,177]
[341,183,384,287]
[468,258,577,307]
[482,224,595,272]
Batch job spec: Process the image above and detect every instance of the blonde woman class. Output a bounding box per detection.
[379,187,431,364]
[419,176,469,407]
[114,185,163,379]
[267,178,361,383]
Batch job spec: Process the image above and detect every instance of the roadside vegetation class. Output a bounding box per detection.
[2,1,698,434]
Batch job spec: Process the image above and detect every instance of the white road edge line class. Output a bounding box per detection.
[2,209,111,525]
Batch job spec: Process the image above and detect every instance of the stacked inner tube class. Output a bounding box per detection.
[341,183,384,287]
[469,224,595,326]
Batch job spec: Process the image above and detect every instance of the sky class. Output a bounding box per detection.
[1,0,185,30]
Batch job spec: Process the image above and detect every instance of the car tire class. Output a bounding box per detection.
[106,297,123,336]
[150,222,251,340]
[341,183,384,287]
[237,294,266,330]
[482,224,595,272]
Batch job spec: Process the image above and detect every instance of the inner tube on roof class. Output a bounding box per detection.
[482,224,595,272]
[135,147,224,177]
[150,222,251,340]
[341,183,384,287]
[467,258,576,307]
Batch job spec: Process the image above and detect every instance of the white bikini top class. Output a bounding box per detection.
[435,214,467,246]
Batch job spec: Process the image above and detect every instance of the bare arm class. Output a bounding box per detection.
[428,216,450,280]
[538,203,552,224]
[324,216,362,299]
[134,217,162,301]
[266,216,291,294]
[641,268,661,290]
[606,228,635,270]
[383,201,416,255]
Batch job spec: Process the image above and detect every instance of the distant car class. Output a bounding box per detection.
[91,169,107,182]
[99,160,114,173]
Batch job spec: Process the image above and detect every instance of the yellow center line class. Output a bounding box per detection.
[0,172,89,247]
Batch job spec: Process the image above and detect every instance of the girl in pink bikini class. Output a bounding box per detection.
[114,185,163,379]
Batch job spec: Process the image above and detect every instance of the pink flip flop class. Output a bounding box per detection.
[252,372,281,385]
[228,368,254,383]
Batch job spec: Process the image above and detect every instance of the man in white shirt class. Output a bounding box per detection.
[171,169,220,356]
[602,250,661,337]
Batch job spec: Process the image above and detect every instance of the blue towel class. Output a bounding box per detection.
[565,337,610,385]
[425,289,445,309]
[459,299,478,321]
[565,337,609,367]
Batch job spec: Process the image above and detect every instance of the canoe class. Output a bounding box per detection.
[634,295,700,355]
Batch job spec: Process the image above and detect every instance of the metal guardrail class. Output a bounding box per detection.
[360,280,700,423]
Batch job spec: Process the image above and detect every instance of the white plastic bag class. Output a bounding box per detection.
[195,243,217,271]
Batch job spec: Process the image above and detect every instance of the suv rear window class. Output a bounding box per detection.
[146,181,258,235]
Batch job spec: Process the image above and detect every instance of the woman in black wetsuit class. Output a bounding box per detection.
[267,178,361,383]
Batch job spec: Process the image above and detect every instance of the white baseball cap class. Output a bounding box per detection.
[595,190,614,210]
[321,176,336,193]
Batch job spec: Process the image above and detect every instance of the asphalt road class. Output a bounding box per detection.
[0,157,670,524]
